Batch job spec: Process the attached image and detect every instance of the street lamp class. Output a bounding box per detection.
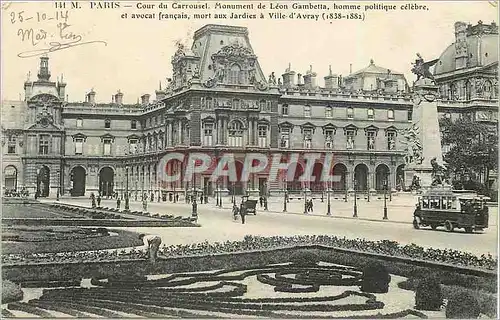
[353,179,358,218]
[303,183,308,214]
[192,161,198,219]
[232,183,236,204]
[327,176,331,216]
[283,178,287,212]
[125,165,130,211]
[264,182,268,211]
[383,178,388,220]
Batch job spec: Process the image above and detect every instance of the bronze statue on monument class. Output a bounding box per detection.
[411,53,438,84]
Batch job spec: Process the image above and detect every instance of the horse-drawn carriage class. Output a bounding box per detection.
[241,195,258,215]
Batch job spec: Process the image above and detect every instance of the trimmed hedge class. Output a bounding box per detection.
[445,291,481,319]
[415,276,443,311]
[289,249,320,266]
[361,262,391,293]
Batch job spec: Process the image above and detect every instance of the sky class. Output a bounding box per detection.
[1,1,498,103]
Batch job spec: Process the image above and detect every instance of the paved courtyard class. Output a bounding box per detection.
[45,194,498,257]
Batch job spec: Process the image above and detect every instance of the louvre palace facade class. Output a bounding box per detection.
[1,22,498,199]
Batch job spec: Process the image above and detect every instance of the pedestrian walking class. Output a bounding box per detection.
[233,204,239,221]
[97,195,101,207]
[143,198,148,212]
[259,196,263,208]
[116,198,121,209]
[309,199,314,212]
[240,204,246,224]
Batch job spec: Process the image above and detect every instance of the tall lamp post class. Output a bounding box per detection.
[303,183,308,214]
[192,161,197,219]
[264,182,268,211]
[232,183,236,204]
[383,178,388,220]
[327,176,331,216]
[125,165,130,211]
[216,181,220,207]
[353,179,358,218]
[283,179,287,212]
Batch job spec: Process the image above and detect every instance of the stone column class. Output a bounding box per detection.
[253,120,257,145]
[178,121,183,145]
[247,120,253,145]
[347,170,354,190]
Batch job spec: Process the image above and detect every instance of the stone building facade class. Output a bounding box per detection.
[1,22,497,198]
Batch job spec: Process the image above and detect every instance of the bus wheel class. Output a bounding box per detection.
[464,227,473,233]
[430,224,438,230]
[413,217,421,229]
[444,221,454,232]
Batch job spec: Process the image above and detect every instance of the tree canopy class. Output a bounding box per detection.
[439,116,497,189]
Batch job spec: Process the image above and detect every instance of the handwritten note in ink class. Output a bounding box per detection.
[7,4,107,58]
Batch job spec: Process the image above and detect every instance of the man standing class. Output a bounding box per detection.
[97,194,101,207]
[240,203,246,224]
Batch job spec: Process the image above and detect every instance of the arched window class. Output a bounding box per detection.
[229,64,241,84]
[104,119,111,129]
[228,121,244,147]
[4,165,18,191]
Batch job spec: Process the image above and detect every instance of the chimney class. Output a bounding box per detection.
[349,64,353,74]
[114,90,123,105]
[454,21,468,70]
[156,90,166,101]
[281,63,296,87]
[303,65,317,88]
[297,73,303,86]
[141,94,150,104]
[324,65,339,90]
[57,74,66,101]
[24,81,32,100]
[86,89,96,104]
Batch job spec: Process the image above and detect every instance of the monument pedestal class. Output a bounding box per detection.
[403,78,444,190]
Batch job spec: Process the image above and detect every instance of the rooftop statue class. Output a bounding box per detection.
[411,53,438,83]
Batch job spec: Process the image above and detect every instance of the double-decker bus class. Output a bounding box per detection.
[412,188,489,233]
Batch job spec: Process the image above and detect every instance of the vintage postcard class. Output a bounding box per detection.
[1,0,498,318]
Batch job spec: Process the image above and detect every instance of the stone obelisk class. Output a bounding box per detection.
[403,77,444,189]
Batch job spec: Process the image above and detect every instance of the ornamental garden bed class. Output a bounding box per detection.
[6,251,494,319]
[2,227,143,255]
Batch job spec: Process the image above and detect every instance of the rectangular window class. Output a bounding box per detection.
[103,139,112,156]
[105,119,111,128]
[39,135,50,154]
[346,131,355,149]
[387,132,396,150]
[282,104,289,115]
[129,139,138,154]
[304,105,311,117]
[75,138,83,155]
[325,130,334,149]
[367,108,374,119]
[131,120,137,129]
[325,107,332,118]
[367,131,375,150]
[407,110,413,121]
[7,136,16,154]
[280,128,290,148]
[258,125,268,148]
[303,129,312,149]
[76,118,83,128]
[347,107,354,119]
[388,109,395,120]
[203,123,214,146]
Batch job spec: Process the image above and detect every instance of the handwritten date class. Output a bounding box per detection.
[10,10,69,24]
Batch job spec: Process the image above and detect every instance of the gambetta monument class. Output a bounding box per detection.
[402,54,449,190]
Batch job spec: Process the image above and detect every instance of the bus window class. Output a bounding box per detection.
[422,198,429,209]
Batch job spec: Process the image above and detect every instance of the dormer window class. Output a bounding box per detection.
[347,107,354,119]
[367,108,374,120]
[104,119,111,129]
[76,118,83,128]
[229,64,242,84]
